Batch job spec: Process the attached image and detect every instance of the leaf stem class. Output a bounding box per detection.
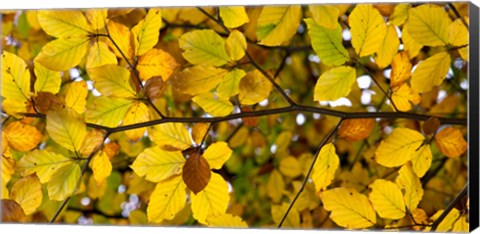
[278,119,343,228]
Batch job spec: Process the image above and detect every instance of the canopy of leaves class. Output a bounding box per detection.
[0,2,469,232]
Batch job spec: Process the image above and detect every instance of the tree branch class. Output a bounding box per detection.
[278,119,343,228]
[430,183,468,232]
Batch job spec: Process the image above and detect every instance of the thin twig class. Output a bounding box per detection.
[430,183,468,232]
[447,3,468,28]
[278,119,343,228]
[49,131,111,223]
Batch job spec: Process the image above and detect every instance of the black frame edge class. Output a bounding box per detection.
[469,1,480,232]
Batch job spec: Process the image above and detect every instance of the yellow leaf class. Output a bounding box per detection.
[179,29,230,66]
[391,83,420,111]
[449,19,468,46]
[309,5,340,29]
[368,179,406,219]
[17,150,73,183]
[4,121,42,152]
[131,146,185,183]
[207,213,248,228]
[313,66,356,102]
[26,11,41,30]
[79,129,105,156]
[33,61,61,94]
[88,64,136,98]
[1,99,28,117]
[217,68,246,99]
[35,38,89,71]
[375,25,399,68]
[86,96,134,128]
[349,4,387,57]
[401,23,423,59]
[396,164,423,210]
[435,127,467,158]
[256,6,302,46]
[190,173,230,224]
[148,123,192,151]
[1,51,31,102]
[37,10,91,38]
[312,143,339,191]
[410,144,432,177]
[106,20,135,61]
[47,162,81,201]
[203,142,232,170]
[137,48,179,81]
[274,131,292,153]
[374,127,425,167]
[219,7,249,28]
[85,9,108,32]
[85,41,117,69]
[147,175,186,223]
[65,80,88,114]
[390,51,412,88]
[338,119,375,142]
[389,3,411,26]
[132,9,162,56]
[129,210,147,225]
[429,208,460,232]
[192,93,234,117]
[304,19,349,66]
[238,69,272,105]
[1,156,15,199]
[225,30,247,61]
[91,151,112,185]
[271,202,300,228]
[173,66,227,96]
[46,107,87,152]
[320,187,377,229]
[407,4,451,46]
[279,156,301,178]
[10,174,43,215]
[122,101,150,141]
[267,169,285,203]
[411,52,451,93]
[452,215,469,232]
[191,123,210,145]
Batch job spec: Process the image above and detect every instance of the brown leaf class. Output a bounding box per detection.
[35,92,63,113]
[144,77,166,101]
[1,199,26,222]
[422,117,440,135]
[182,152,211,194]
[338,118,375,141]
[241,106,259,127]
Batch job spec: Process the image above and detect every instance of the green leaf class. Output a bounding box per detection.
[256,6,302,46]
[304,19,349,66]
[46,107,87,152]
[179,30,230,66]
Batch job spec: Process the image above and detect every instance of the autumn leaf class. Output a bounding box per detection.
[349,4,387,57]
[131,146,185,182]
[37,10,91,38]
[173,66,227,96]
[338,119,374,141]
[132,8,162,56]
[391,83,420,111]
[256,6,302,46]
[91,151,112,185]
[219,7,249,29]
[190,173,230,224]
[225,30,247,62]
[368,179,406,219]
[309,5,340,29]
[46,107,87,152]
[375,25,399,68]
[390,51,412,88]
[182,152,211,194]
[17,150,74,183]
[10,174,43,215]
[312,143,339,191]
[148,123,192,151]
[88,64,136,98]
[33,61,61,94]
[47,162,81,201]
[179,29,230,66]
[192,93,234,117]
[238,69,272,105]
[396,164,423,210]
[374,127,425,167]
[202,142,233,170]
[217,68,246,99]
[136,48,179,81]
[435,127,467,158]
[35,38,90,71]
[2,51,31,103]
[85,9,107,32]
[122,101,150,141]
[279,156,302,178]
[304,19,349,66]
[86,96,134,127]
[65,80,88,114]
[85,41,117,69]
[147,175,186,223]
[4,121,43,152]
[106,20,135,61]
[313,66,356,102]
[406,4,451,46]
[1,199,26,222]
[320,187,377,229]
[410,52,451,93]
[389,3,410,26]
[207,213,248,228]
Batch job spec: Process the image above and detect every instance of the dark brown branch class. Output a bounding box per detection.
[430,183,468,231]
[447,3,469,28]
[278,119,343,228]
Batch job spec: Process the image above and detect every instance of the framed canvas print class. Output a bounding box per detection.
[0,0,479,233]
